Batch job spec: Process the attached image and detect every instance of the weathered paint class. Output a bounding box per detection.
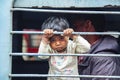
[14,0,120,8]
[0,0,12,80]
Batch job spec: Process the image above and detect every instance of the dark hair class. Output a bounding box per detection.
[70,14,106,32]
[41,16,69,31]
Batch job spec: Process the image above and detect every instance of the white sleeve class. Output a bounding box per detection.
[73,36,91,53]
[38,41,50,59]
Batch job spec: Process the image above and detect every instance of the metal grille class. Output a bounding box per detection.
[10,31,120,79]
[10,7,120,80]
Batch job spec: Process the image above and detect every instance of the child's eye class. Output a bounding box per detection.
[49,38,55,42]
[60,36,64,40]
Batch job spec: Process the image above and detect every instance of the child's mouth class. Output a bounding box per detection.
[56,47,66,53]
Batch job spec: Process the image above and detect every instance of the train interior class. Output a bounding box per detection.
[12,8,120,80]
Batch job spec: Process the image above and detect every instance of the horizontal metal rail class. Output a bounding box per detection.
[10,53,120,57]
[9,74,120,78]
[11,8,120,14]
[10,31,120,35]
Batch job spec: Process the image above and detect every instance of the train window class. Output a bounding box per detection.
[10,0,120,80]
[12,10,120,80]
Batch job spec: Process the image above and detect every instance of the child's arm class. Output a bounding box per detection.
[73,35,91,53]
[63,28,90,53]
[38,29,53,59]
[38,41,50,59]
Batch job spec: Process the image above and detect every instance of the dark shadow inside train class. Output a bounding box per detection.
[12,8,120,80]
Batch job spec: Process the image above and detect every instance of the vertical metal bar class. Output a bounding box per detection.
[9,0,14,80]
[9,12,12,80]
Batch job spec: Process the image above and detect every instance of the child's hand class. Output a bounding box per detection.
[63,28,78,40]
[63,28,74,36]
[41,29,53,44]
[43,29,54,38]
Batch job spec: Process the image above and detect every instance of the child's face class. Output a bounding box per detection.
[49,35,68,53]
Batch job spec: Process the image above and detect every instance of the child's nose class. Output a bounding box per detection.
[55,41,60,45]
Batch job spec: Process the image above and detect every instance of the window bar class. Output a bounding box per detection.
[10,53,120,57]
[9,1,14,80]
[9,52,120,79]
[10,31,120,35]
[11,8,120,15]
[9,74,120,79]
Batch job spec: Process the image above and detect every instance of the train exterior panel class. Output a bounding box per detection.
[0,0,120,80]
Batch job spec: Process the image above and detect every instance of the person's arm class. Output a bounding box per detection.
[63,28,90,53]
[73,35,91,53]
[38,40,50,59]
[91,52,118,80]
[38,29,53,59]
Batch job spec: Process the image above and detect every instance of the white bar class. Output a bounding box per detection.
[9,1,14,80]
[9,74,120,78]
[11,8,120,15]
[10,31,120,35]
[10,53,120,57]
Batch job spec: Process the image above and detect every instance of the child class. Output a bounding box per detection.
[38,16,90,80]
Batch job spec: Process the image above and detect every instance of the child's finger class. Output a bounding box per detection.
[43,29,49,34]
[50,29,53,34]
[44,29,53,35]
[64,29,73,35]
[68,30,72,34]
[49,30,54,37]
[43,29,53,38]
[63,29,67,35]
